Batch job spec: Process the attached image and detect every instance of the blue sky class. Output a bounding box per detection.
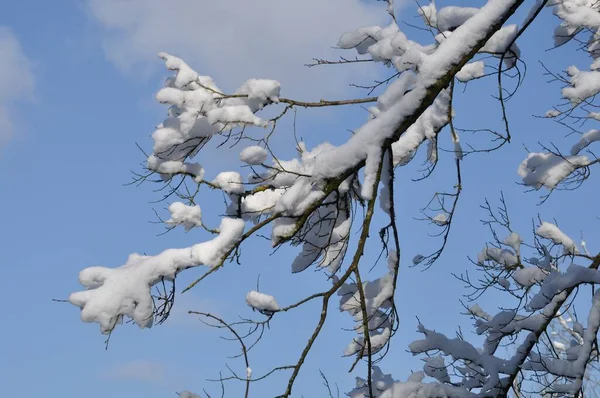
[1,1,598,397]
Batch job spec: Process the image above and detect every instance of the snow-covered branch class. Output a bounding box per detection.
[65,0,600,396]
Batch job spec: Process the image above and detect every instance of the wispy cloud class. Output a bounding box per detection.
[166,293,224,330]
[85,0,387,99]
[103,359,167,384]
[0,27,35,148]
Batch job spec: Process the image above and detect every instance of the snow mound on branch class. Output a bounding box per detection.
[570,129,600,155]
[146,53,279,177]
[498,278,511,289]
[246,291,279,312]
[166,202,202,231]
[437,6,479,31]
[337,26,384,54]
[207,105,266,128]
[237,79,280,104]
[513,266,547,287]
[554,1,600,31]
[260,0,529,212]
[456,61,485,82]
[69,218,245,333]
[432,23,521,66]
[424,356,450,383]
[563,66,600,105]
[158,52,199,88]
[432,213,448,225]
[528,265,600,311]
[517,152,589,190]
[412,254,425,265]
[240,188,285,221]
[212,171,245,194]
[537,221,579,255]
[418,3,437,27]
[503,232,522,254]
[481,24,521,66]
[178,392,200,398]
[391,89,451,167]
[339,252,397,357]
[240,145,268,165]
[477,247,518,267]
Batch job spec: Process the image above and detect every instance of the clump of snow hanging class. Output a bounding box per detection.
[418,2,437,26]
[503,232,522,255]
[456,61,485,82]
[498,278,511,289]
[481,24,521,67]
[349,366,467,398]
[562,66,600,105]
[212,171,245,194]
[424,356,450,383]
[69,218,245,333]
[570,129,600,155]
[147,53,222,176]
[537,221,579,255]
[236,79,280,105]
[432,213,448,225]
[436,6,479,31]
[146,53,279,178]
[259,0,526,216]
[207,105,267,129]
[270,142,343,220]
[159,52,199,87]
[553,0,600,32]
[517,152,590,190]
[166,202,202,231]
[240,145,268,165]
[179,392,200,398]
[552,340,567,351]
[240,188,285,222]
[589,111,600,121]
[477,246,518,267]
[524,289,600,394]
[245,291,279,312]
[391,89,451,166]
[339,252,397,358]
[337,25,387,55]
[412,254,425,265]
[527,264,600,311]
[513,266,547,287]
[348,366,397,398]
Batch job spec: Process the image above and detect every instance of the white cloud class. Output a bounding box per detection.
[0,27,35,147]
[86,0,388,98]
[104,359,167,384]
